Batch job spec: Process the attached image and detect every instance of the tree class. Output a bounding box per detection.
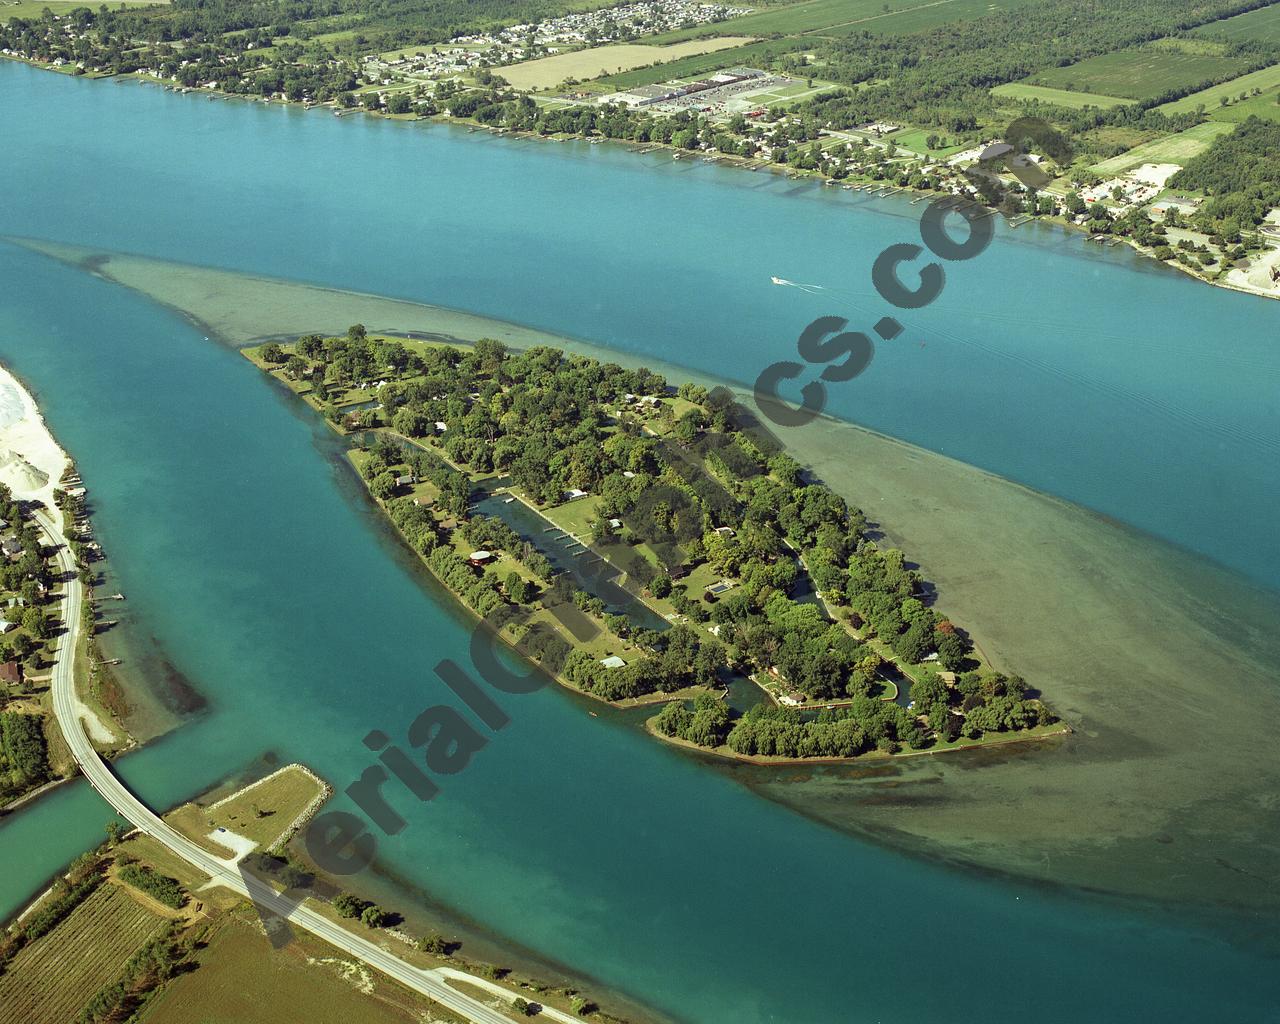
[22,607,49,640]
[369,471,399,502]
[361,904,388,928]
[332,892,365,918]
[105,820,125,844]
[649,574,673,599]
[419,932,449,954]
[259,342,285,363]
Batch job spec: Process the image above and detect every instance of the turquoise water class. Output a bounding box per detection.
[1,62,1279,1022]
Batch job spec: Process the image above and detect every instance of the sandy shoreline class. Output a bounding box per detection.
[10,239,1280,922]
[0,363,117,745]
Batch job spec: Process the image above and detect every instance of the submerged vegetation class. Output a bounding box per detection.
[246,329,1058,760]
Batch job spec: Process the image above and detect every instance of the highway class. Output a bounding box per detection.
[36,508,543,1024]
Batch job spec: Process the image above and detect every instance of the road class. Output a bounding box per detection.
[36,509,544,1024]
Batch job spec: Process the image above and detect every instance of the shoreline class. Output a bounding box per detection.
[0,362,129,756]
[7,57,1277,305]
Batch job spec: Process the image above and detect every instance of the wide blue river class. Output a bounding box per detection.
[1,62,1278,1022]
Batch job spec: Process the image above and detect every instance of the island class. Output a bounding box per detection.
[245,328,1062,761]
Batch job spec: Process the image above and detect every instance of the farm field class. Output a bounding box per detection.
[991,81,1129,109]
[823,0,1042,36]
[142,913,460,1024]
[1191,1,1280,44]
[1090,121,1236,175]
[1156,63,1280,114]
[1030,45,1246,102]
[502,37,755,90]
[0,883,166,1024]
[594,38,807,89]
[0,0,162,20]
[1207,87,1280,122]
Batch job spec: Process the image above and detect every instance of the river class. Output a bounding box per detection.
[1,62,1278,1022]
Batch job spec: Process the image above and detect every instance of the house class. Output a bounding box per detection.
[563,488,589,501]
[435,421,448,433]
[713,526,736,537]
[0,619,14,634]
[608,518,623,529]
[468,550,495,567]
[1,539,20,559]
[622,471,636,479]
[0,661,21,687]
[600,655,626,669]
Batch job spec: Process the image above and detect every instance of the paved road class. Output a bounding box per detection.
[36,509,526,1024]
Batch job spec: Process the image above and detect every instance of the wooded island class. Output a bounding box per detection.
[245,329,1061,761]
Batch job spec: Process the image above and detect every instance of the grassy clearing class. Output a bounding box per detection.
[1157,62,1280,114]
[991,81,1129,109]
[0,883,166,1024]
[142,913,463,1024]
[1191,1,1280,44]
[501,37,754,90]
[884,126,970,156]
[1090,121,1236,174]
[1030,45,1246,102]
[205,765,327,850]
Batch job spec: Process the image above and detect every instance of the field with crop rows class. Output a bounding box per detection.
[0,884,165,1024]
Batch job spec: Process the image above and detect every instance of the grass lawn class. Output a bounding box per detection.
[142,913,462,1024]
[204,765,327,850]
[887,126,973,157]
[1157,62,1280,115]
[502,37,755,90]
[1030,44,1246,102]
[991,81,1129,109]
[0,883,168,1024]
[1191,2,1280,44]
[1090,121,1236,174]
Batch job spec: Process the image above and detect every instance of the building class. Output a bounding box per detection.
[600,655,626,669]
[1,538,22,559]
[0,619,14,634]
[0,661,21,686]
[468,550,495,566]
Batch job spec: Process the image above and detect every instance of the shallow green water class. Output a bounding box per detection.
[1,62,1279,1022]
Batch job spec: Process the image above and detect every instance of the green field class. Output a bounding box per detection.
[0,884,167,1024]
[0,0,162,19]
[595,38,807,89]
[1090,121,1236,174]
[822,0,1040,36]
[1030,45,1246,102]
[501,37,755,90]
[1207,87,1280,122]
[1156,62,1280,114]
[992,81,1129,109]
[1191,1,1280,43]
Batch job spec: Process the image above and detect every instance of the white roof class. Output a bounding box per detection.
[469,550,493,560]
[600,655,626,669]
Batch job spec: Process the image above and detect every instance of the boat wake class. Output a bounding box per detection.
[771,276,824,295]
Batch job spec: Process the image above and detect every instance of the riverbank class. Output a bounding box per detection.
[10,60,1277,306]
[0,363,130,778]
